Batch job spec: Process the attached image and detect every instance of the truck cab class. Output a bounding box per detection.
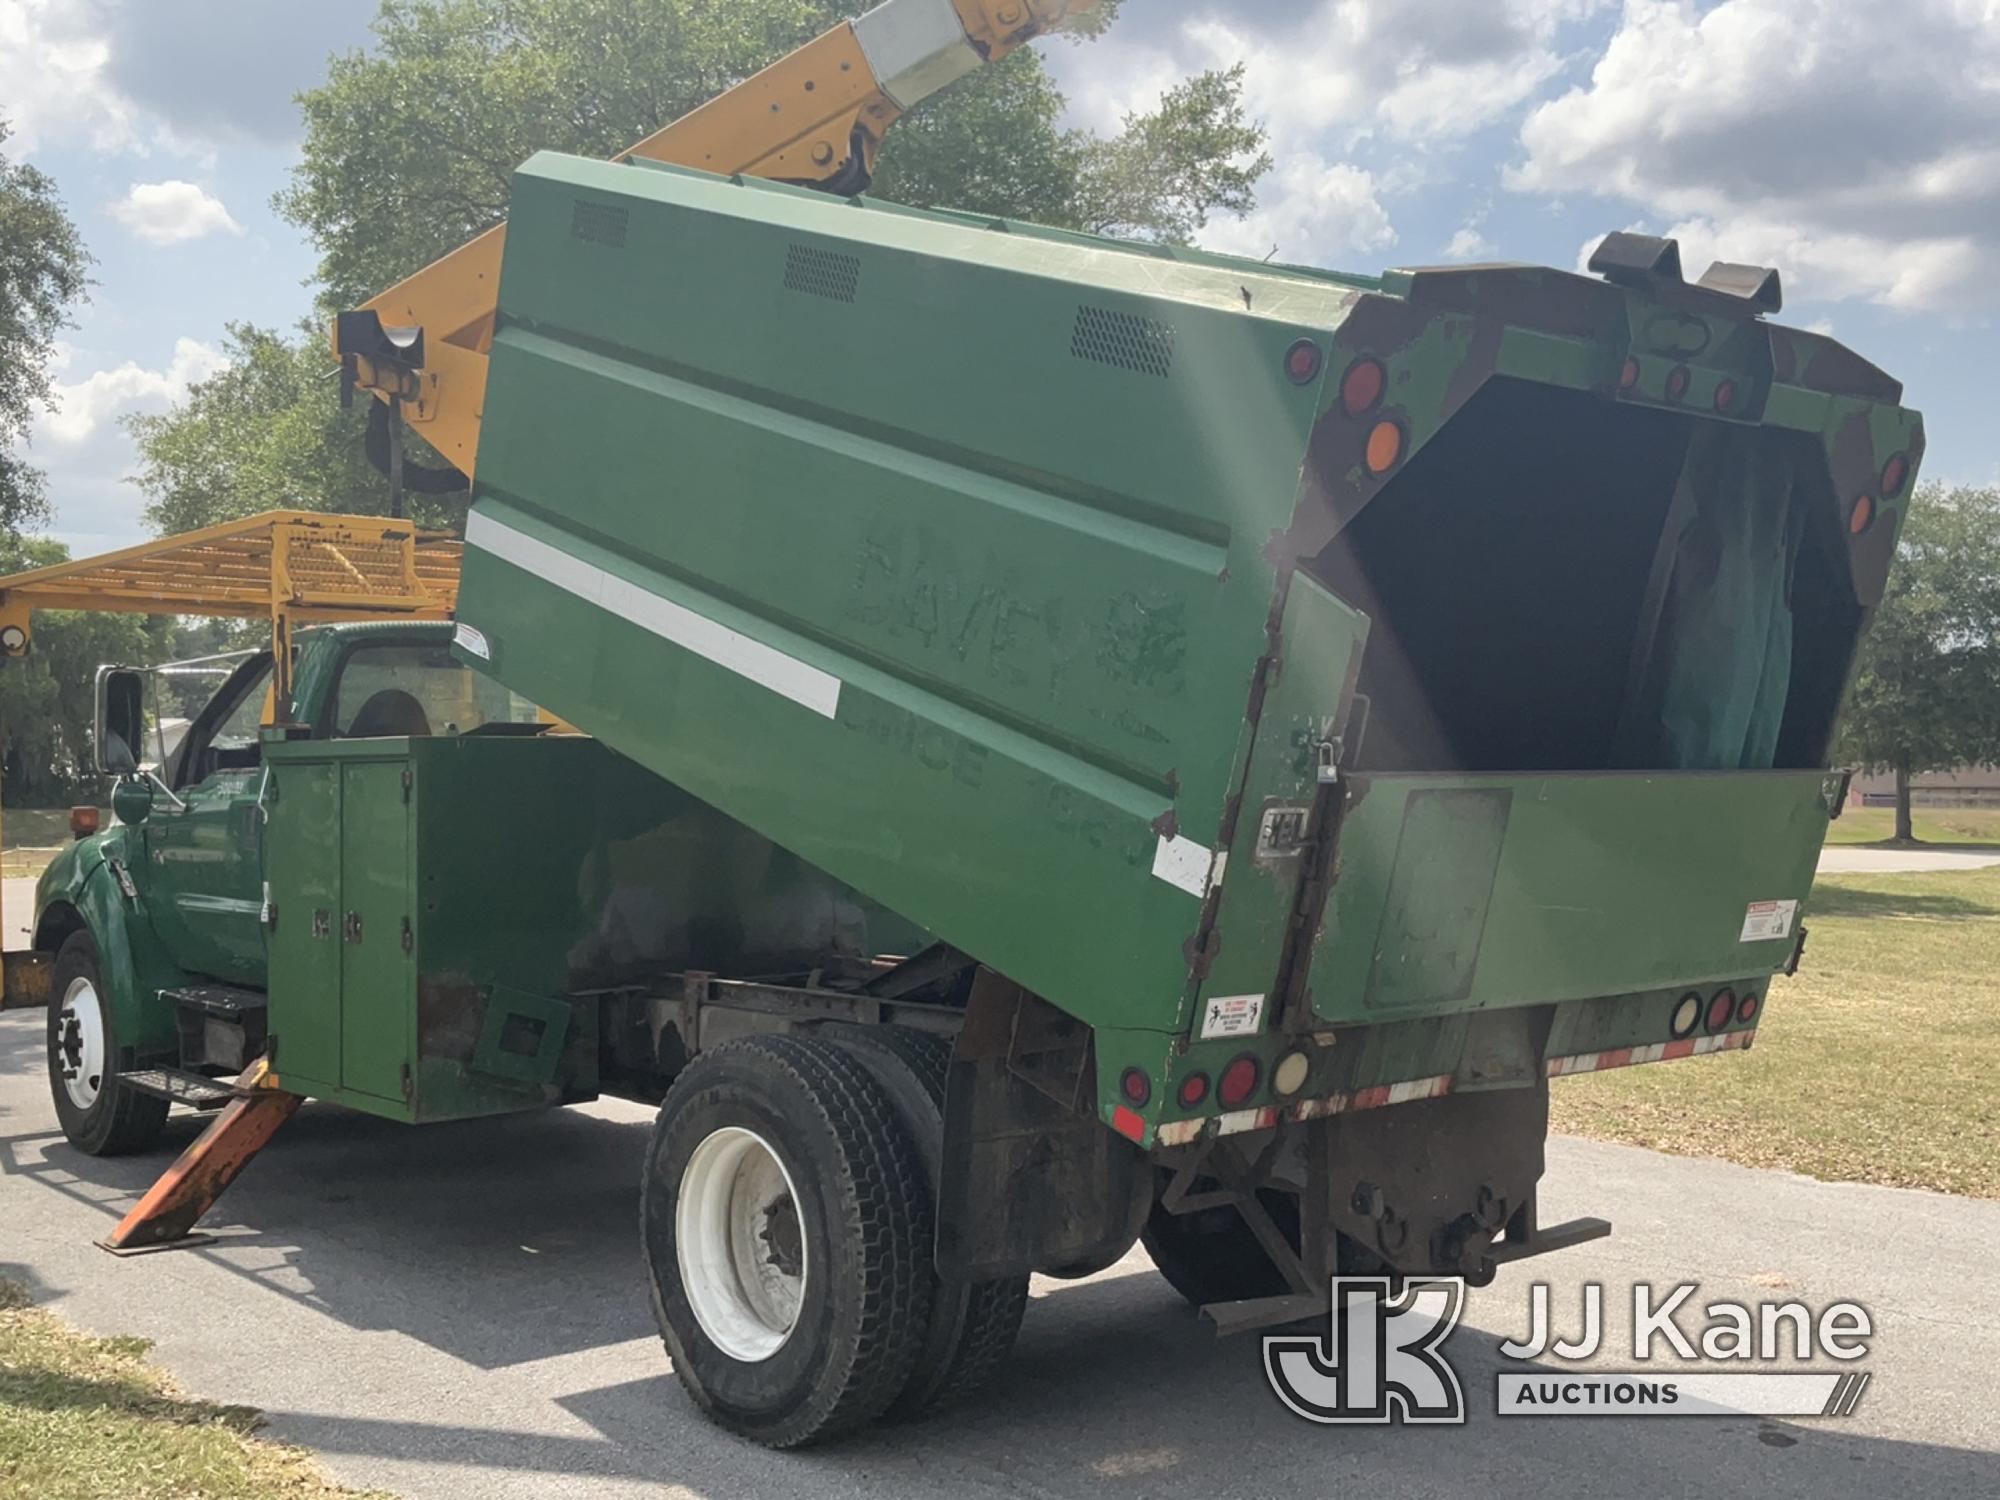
[36,621,540,1152]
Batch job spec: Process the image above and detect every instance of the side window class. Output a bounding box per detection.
[172,655,275,789]
[332,642,541,738]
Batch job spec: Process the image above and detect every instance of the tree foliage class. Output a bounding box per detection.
[277,0,1263,308]
[0,120,92,532]
[123,323,466,534]
[0,536,193,807]
[1836,483,2000,838]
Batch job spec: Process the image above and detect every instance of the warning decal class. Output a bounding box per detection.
[1739,899,1798,943]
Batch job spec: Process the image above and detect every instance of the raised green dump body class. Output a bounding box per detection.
[454,151,1921,1145]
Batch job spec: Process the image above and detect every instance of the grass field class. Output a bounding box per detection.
[0,809,99,880]
[1551,865,2000,1198]
[0,1279,384,1499]
[1822,805,2000,846]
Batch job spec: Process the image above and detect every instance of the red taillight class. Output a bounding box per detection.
[1849,494,1876,535]
[1119,1067,1151,1107]
[1218,1055,1262,1109]
[1285,339,1324,386]
[1339,356,1385,414]
[1737,991,1760,1024]
[69,806,100,840]
[1666,364,1691,402]
[1881,453,1909,497]
[1706,989,1737,1032]
[1714,378,1738,413]
[1619,356,1640,390]
[1177,1072,1209,1109]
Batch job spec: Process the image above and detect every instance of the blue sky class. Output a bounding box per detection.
[6,0,1995,557]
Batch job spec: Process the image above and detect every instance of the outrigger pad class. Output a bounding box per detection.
[97,1063,302,1255]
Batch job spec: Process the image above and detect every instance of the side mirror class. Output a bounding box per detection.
[111,777,155,827]
[94,666,146,776]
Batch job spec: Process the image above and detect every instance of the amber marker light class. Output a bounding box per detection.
[1364,419,1405,475]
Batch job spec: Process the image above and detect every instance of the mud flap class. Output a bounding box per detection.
[935,972,1149,1281]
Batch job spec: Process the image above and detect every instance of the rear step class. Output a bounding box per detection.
[164,985,268,1073]
[122,1067,243,1110]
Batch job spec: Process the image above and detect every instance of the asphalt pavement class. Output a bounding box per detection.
[3,1007,1998,1500]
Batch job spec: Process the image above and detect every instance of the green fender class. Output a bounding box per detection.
[34,829,193,1060]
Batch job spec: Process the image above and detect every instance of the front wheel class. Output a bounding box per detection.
[46,930,168,1156]
[641,1034,934,1447]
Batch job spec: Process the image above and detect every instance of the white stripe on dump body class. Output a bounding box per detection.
[464,510,843,719]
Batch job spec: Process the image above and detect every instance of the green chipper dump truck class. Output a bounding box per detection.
[7,0,1924,1450]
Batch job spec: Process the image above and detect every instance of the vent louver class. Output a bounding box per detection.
[1071,305,1176,378]
[570,199,629,249]
[784,243,861,303]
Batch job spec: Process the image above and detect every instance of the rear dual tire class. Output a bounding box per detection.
[641,1028,1027,1447]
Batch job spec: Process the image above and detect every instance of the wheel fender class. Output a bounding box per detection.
[47,853,191,1059]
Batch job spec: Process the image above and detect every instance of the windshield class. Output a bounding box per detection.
[333,641,543,737]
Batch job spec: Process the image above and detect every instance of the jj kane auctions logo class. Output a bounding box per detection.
[1266,1279,1874,1423]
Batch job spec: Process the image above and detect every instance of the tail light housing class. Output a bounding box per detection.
[1705,988,1737,1033]
[1177,1072,1209,1109]
[1119,1067,1151,1107]
[1218,1054,1262,1109]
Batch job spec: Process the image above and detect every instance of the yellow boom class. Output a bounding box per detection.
[335,0,1096,483]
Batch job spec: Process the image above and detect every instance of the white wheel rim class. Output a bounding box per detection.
[56,975,107,1113]
[677,1126,807,1362]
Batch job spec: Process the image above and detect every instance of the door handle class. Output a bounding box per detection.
[343,910,363,944]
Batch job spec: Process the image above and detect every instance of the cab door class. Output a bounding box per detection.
[141,654,275,985]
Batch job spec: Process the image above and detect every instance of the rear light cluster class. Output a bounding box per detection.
[1671,986,1760,1038]
[1312,350,1406,480]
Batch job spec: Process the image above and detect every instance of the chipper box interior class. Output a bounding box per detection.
[22,149,1921,1446]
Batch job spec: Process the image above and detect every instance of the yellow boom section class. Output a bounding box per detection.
[0,510,461,706]
[337,0,1095,481]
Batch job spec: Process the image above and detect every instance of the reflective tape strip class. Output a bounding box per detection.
[852,0,981,109]
[1547,1028,1753,1078]
[465,510,842,719]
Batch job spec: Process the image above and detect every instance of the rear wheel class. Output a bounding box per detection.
[641,1034,933,1447]
[827,1024,1031,1418]
[46,931,167,1157]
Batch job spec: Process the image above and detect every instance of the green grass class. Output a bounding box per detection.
[1,810,109,879]
[1822,805,2000,846]
[0,1279,388,1499]
[1551,865,2000,1197]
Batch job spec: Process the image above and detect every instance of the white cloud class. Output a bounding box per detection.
[1443,225,1497,261]
[0,0,135,154]
[40,338,229,446]
[108,180,242,245]
[1513,0,2000,311]
[1199,154,1395,263]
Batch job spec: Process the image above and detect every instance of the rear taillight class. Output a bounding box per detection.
[1285,339,1323,385]
[1706,989,1737,1032]
[1340,357,1385,414]
[1737,991,1760,1024]
[1218,1055,1262,1108]
[1177,1072,1209,1109]
[1881,453,1909,497]
[1619,357,1640,390]
[1119,1067,1151,1107]
[1713,378,1738,413]
[1670,992,1702,1038]
[1666,364,1691,402]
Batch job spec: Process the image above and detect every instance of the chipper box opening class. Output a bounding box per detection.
[0,0,1922,1451]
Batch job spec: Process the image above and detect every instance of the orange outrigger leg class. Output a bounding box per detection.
[99,1059,304,1254]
